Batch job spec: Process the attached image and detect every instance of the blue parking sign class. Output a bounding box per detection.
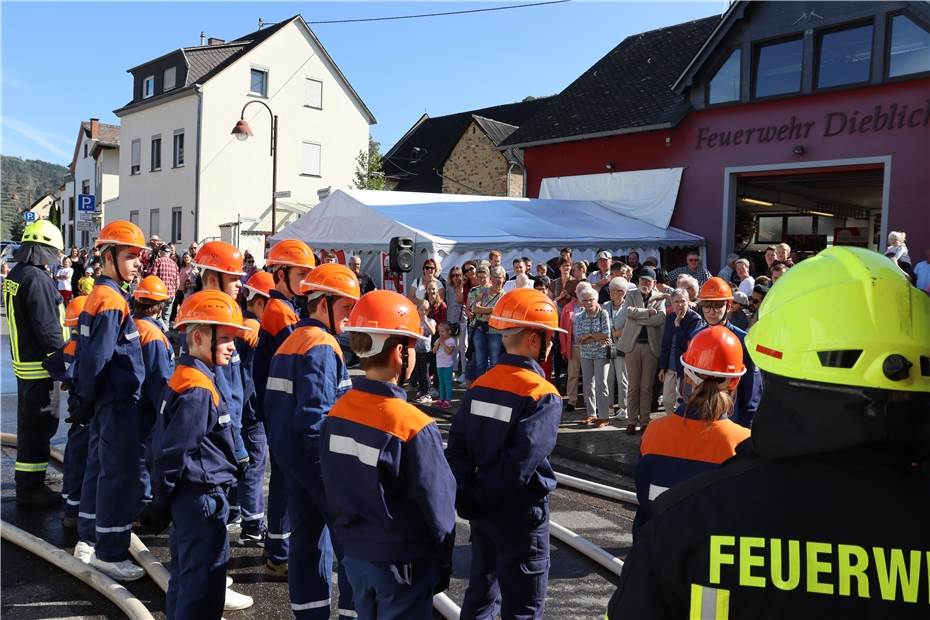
[77,194,96,212]
[23,211,37,222]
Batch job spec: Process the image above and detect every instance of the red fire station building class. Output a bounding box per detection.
[503,1,930,270]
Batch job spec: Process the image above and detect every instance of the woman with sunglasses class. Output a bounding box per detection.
[631,325,749,539]
[408,258,443,301]
[445,266,469,381]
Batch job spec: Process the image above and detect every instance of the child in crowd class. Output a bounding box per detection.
[433,321,457,408]
[78,267,95,295]
[138,290,250,618]
[414,299,436,404]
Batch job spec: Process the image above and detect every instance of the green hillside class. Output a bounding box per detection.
[1,155,68,240]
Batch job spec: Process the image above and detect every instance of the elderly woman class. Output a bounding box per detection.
[604,277,629,420]
[676,274,700,307]
[574,284,612,427]
[470,265,506,376]
[658,288,702,415]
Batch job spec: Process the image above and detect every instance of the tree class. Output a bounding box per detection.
[351,136,386,190]
[9,212,25,242]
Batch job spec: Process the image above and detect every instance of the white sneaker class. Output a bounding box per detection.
[224,588,253,611]
[73,541,95,564]
[225,576,233,588]
[90,557,145,582]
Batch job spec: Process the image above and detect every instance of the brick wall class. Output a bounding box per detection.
[441,120,523,196]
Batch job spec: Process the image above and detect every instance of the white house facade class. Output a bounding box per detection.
[62,119,120,248]
[111,15,375,257]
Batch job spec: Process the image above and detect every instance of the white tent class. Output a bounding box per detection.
[271,189,703,283]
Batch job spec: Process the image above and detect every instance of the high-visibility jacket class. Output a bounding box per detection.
[3,262,66,380]
[73,276,144,406]
[321,377,456,563]
[134,315,174,417]
[253,291,299,422]
[264,318,352,462]
[445,354,562,517]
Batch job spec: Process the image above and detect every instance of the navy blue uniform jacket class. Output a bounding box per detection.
[445,354,562,517]
[321,378,456,564]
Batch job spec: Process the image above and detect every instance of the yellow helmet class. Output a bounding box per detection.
[746,246,930,393]
[21,220,64,251]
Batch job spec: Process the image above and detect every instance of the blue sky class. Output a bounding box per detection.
[1,1,721,165]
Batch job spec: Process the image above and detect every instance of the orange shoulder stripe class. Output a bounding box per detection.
[240,318,260,348]
[640,416,749,464]
[275,325,343,359]
[330,389,432,441]
[84,285,128,318]
[135,318,170,348]
[167,365,220,407]
[261,299,298,337]
[471,364,560,400]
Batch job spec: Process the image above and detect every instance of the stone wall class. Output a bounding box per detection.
[441,120,523,196]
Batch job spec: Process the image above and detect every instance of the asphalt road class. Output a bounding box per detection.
[0,327,634,619]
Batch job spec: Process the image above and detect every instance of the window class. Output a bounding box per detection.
[149,209,160,237]
[151,135,162,171]
[817,24,873,88]
[754,37,804,98]
[301,141,321,176]
[68,197,75,220]
[129,210,140,225]
[163,66,176,91]
[305,78,323,109]
[756,216,783,244]
[173,131,185,167]
[171,207,182,243]
[250,68,268,97]
[131,139,141,175]
[84,143,88,158]
[708,49,741,104]
[81,180,90,195]
[785,216,813,235]
[888,14,930,77]
[143,75,155,98]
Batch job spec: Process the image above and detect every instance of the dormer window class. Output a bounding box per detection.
[250,67,268,97]
[754,37,803,98]
[164,66,176,91]
[143,75,155,99]
[410,147,426,163]
[708,49,741,104]
[817,23,873,89]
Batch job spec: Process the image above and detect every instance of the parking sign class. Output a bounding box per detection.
[23,211,37,222]
[77,194,96,212]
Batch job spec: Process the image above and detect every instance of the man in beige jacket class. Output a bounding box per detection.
[617,268,666,434]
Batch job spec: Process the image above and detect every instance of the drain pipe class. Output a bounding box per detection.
[555,472,639,505]
[433,592,462,619]
[549,520,624,578]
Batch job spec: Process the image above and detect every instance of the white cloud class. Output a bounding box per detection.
[1,116,71,162]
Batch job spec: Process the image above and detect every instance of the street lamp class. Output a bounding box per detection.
[231,100,279,234]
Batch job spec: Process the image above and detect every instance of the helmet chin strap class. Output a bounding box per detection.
[211,325,218,367]
[398,344,410,388]
[108,245,129,285]
[325,295,336,333]
[536,330,548,365]
[283,266,298,298]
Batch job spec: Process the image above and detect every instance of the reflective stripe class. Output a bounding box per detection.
[96,523,133,533]
[80,325,90,337]
[291,599,330,611]
[241,512,265,522]
[470,400,513,423]
[79,512,96,520]
[689,584,730,620]
[338,610,358,618]
[231,352,240,364]
[337,378,353,390]
[267,531,291,540]
[65,361,72,370]
[266,377,293,394]
[66,498,81,506]
[159,400,167,415]
[329,435,379,467]
[125,330,139,341]
[648,484,669,501]
[14,461,48,472]
[218,414,231,425]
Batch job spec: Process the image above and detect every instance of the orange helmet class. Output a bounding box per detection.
[266,239,316,269]
[175,290,249,332]
[343,290,426,356]
[299,263,360,301]
[697,276,734,302]
[96,220,146,250]
[133,275,171,302]
[243,271,274,300]
[193,241,245,276]
[65,296,88,327]
[489,288,567,333]
[680,325,746,390]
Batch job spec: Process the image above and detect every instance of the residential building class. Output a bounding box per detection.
[502,0,930,270]
[383,97,552,197]
[111,15,375,258]
[63,118,121,248]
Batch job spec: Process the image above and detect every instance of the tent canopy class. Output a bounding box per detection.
[272,189,703,275]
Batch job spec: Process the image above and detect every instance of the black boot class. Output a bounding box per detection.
[16,484,61,508]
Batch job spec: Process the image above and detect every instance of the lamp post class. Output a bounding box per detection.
[231,100,279,234]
